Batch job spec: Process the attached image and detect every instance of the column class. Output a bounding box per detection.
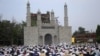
[43,36,44,46]
[52,36,54,45]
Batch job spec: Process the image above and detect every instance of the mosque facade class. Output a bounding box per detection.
[24,1,72,46]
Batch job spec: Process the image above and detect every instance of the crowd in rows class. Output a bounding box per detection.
[0,43,100,56]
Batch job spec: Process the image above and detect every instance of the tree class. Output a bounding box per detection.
[78,27,85,34]
[73,31,78,36]
[96,36,100,43]
[0,14,3,21]
[73,27,86,36]
[0,18,25,45]
[96,25,100,43]
[0,20,14,45]
[96,25,100,37]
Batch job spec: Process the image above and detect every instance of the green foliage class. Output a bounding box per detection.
[0,19,25,45]
[73,27,86,36]
[96,25,100,43]
[73,31,78,36]
[96,36,100,43]
[96,25,100,37]
[78,27,85,34]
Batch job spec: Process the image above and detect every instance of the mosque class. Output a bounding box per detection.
[24,1,72,46]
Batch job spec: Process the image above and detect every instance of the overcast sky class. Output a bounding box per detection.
[0,0,100,33]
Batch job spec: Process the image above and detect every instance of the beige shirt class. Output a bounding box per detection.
[40,53,46,56]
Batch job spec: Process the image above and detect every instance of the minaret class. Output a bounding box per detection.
[37,9,41,21]
[51,10,54,20]
[51,10,55,25]
[64,3,68,26]
[37,9,41,26]
[26,0,31,26]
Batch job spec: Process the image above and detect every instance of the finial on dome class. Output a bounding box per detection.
[64,2,67,7]
[51,9,54,14]
[27,0,30,6]
[37,9,41,14]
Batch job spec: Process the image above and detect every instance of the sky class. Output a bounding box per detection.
[0,0,100,33]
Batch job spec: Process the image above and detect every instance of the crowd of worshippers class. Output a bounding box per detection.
[0,43,100,56]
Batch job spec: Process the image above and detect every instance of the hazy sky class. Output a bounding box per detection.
[0,0,100,33]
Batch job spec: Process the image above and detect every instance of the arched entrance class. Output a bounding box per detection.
[45,34,52,45]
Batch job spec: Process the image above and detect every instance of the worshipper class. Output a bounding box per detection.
[29,50,34,56]
[94,48,100,56]
[90,50,95,56]
[16,50,20,56]
[33,51,39,56]
[79,53,84,56]
[64,49,69,56]
[40,51,46,56]
[60,50,65,56]
[52,49,59,56]
[0,43,100,56]
[68,51,72,56]
[82,49,87,56]
[46,48,50,56]
[99,49,100,56]
[10,47,15,56]
[50,48,61,56]
[0,50,4,56]
[75,49,80,56]
[86,52,91,56]
[72,53,76,56]
[22,50,27,56]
